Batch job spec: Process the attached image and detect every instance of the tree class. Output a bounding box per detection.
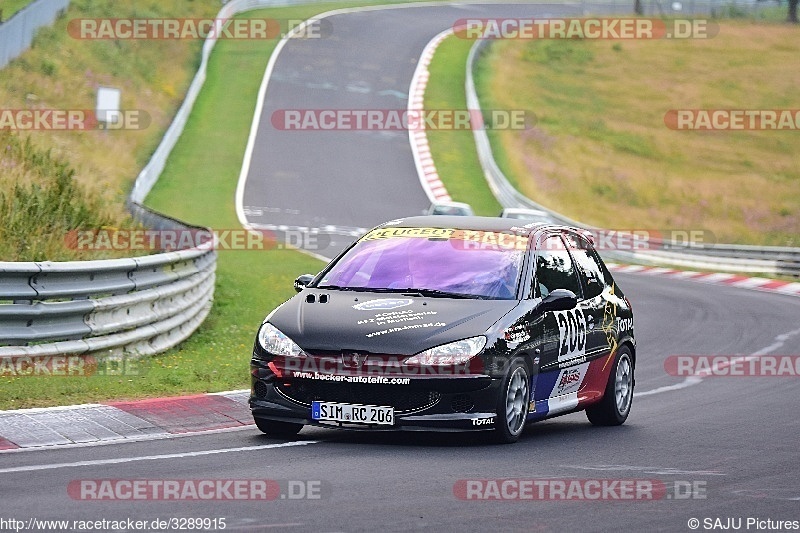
[790,0,799,23]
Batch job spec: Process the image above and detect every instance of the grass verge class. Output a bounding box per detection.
[425,20,800,246]
[0,131,138,260]
[476,22,799,246]
[0,0,221,261]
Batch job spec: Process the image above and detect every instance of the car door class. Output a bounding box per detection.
[564,232,610,359]
[529,233,589,410]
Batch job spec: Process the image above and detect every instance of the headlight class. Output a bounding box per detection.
[257,323,304,356]
[405,336,487,366]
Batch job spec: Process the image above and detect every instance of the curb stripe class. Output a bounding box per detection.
[408,28,454,203]
[107,394,251,434]
[607,263,800,297]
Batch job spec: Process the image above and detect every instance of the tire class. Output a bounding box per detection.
[254,417,303,437]
[586,346,634,426]
[494,359,530,444]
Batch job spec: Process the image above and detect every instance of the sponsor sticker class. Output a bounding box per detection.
[504,324,530,344]
[362,227,455,240]
[352,298,413,311]
[361,227,528,251]
[553,362,589,396]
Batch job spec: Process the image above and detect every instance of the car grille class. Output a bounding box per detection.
[451,394,474,413]
[276,381,440,414]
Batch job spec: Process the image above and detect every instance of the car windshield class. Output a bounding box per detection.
[318,227,527,299]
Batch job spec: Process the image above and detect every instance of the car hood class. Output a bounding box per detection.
[268,290,519,355]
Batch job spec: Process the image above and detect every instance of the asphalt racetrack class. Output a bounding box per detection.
[238,3,583,256]
[3,272,799,531]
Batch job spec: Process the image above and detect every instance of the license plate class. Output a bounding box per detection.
[311,401,394,426]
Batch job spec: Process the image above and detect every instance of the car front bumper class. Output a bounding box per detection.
[249,361,503,432]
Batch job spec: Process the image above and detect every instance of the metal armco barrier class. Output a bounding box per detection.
[0,205,216,359]
[465,39,800,277]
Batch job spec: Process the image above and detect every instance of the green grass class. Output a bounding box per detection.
[423,36,501,217]
[0,131,138,261]
[0,0,32,21]
[475,22,800,247]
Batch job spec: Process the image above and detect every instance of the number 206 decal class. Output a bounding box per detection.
[555,309,587,361]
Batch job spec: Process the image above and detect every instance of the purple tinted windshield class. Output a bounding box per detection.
[319,231,526,299]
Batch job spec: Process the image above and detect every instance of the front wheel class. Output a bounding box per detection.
[254,417,303,437]
[586,346,634,426]
[494,359,530,444]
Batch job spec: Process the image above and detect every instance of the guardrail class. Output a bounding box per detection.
[0,204,216,359]
[465,39,800,277]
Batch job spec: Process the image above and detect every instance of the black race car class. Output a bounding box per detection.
[250,216,635,443]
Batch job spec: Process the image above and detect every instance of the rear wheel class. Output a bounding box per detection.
[254,417,303,437]
[494,359,530,444]
[586,346,634,426]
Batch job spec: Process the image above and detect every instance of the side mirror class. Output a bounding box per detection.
[539,289,577,313]
[294,274,315,292]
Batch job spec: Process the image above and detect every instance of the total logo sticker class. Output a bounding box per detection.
[617,317,633,333]
[352,298,413,311]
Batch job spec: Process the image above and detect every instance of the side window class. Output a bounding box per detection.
[534,235,582,299]
[567,234,607,298]
[597,252,616,288]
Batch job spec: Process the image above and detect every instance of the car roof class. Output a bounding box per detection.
[376,215,569,238]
